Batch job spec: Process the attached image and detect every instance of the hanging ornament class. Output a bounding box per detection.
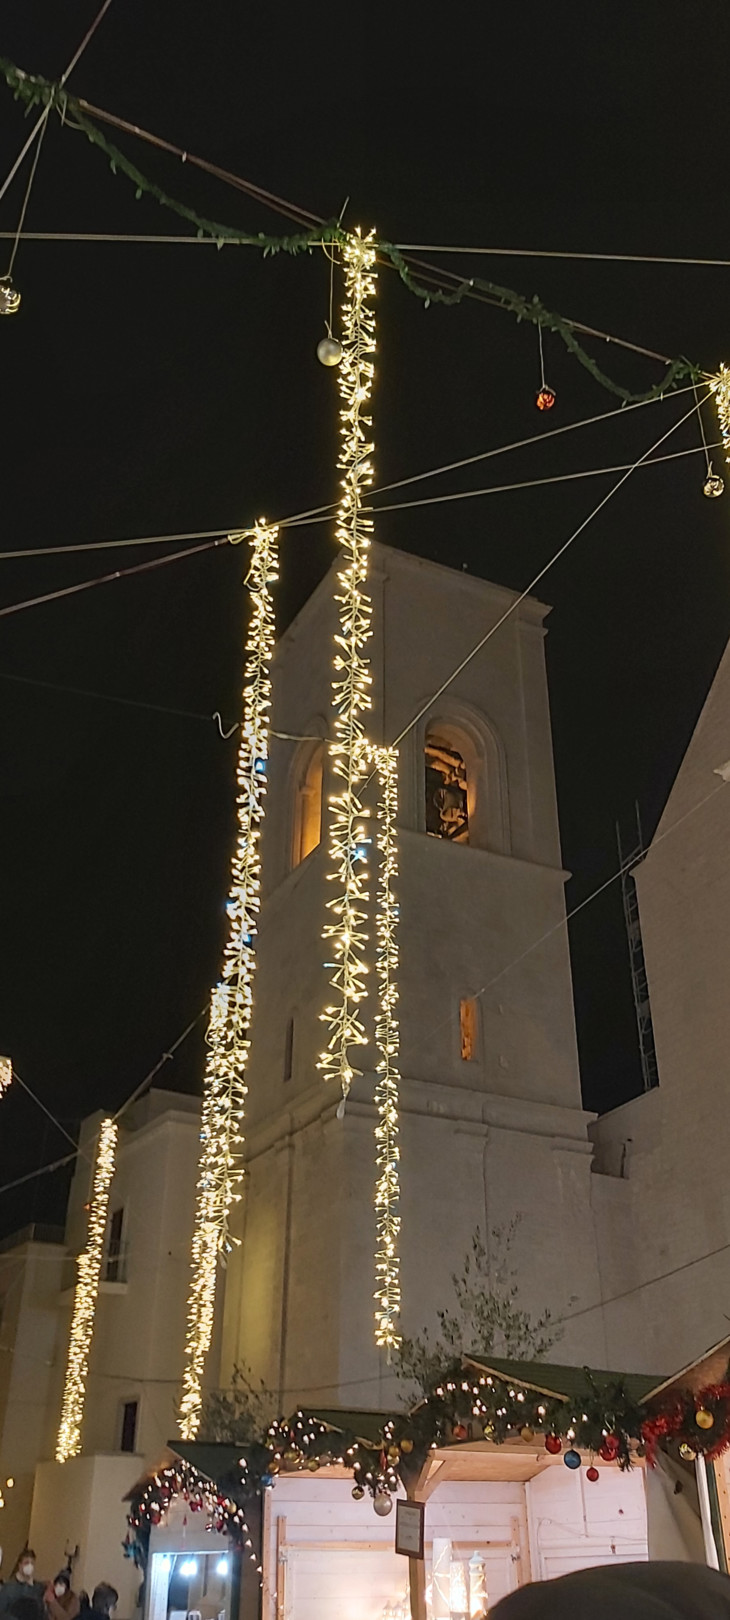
[598,1434,619,1462]
[535,322,555,411]
[519,1426,535,1443]
[695,1408,715,1430]
[679,1443,697,1462]
[307,1458,321,1472]
[704,470,724,498]
[0,276,21,316]
[544,1435,562,1455]
[387,1446,400,1462]
[373,1491,394,1517]
[563,1448,581,1470]
[535,385,556,412]
[400,1437,413,1454]
[352,1484,365,1500]
[283,1448,300,1466]
[452,1423,468,1442]
[317,334,343,367]
[586,1466,600,1483]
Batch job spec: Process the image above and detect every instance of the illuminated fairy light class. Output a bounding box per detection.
[56,1117,117,1461]
[711,365,730,463]
[180,521,279,1440]
[0,1056,11,1099]
[372,744,402,1351]
[319,230,377,1104]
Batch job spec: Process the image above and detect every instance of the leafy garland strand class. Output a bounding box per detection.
[0,56,705,405]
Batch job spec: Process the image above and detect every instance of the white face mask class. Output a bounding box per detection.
[54,1587,67,1599]
[21,1564,35,1580]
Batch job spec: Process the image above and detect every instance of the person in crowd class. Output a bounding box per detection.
[86,1587,117,1620]
[490,1561,730,1619]
[0,1552,44,1620]
[43,1572,79,1620]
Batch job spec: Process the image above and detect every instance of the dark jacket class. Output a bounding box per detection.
[490,1562,730,1620]
[0,1586,46,1620]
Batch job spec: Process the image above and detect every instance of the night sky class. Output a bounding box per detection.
[1,0,730,1238]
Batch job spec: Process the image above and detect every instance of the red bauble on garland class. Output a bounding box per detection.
[586,1466,599,1482]
[545,1435,562,1455]
[642,1381,730,1466]
[598,1434,619,1462]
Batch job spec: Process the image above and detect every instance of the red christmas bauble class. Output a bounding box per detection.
[452,1423,468,1442]
[536,386,556,412]
[545,1435,562,1455]
[599,1436,619,1462]
[586,1466,599,1482]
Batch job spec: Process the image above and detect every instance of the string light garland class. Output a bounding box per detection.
[711,365,730,469]
[180,522,279,1441]
[0,1056,11,1098]
[125,1459,263,1582]
[0,57,706,404]
[319,232,376,1105]
[56,1117,117,1461]
[371,745,401,1351]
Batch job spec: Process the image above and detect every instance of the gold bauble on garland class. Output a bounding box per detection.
[400,1438,413,1454]
[679,1443,697,1462]
[695,1408,715,1430]
[520,1426,535,1443]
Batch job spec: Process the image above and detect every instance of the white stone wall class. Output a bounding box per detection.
[591,638,730,1374]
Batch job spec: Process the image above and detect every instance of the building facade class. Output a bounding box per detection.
[589,639,730,1374]
[0,1091,204,1607]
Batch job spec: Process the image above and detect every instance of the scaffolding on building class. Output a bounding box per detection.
[617,805,659,1093]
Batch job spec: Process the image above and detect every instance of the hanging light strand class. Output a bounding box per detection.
[179,521,279,1440]
[56,1117,117,1461]
[371,744,402,1350]
[319,231,378,1104]
[711,365,730,463]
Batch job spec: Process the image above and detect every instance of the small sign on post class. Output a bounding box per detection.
[396,1499,425,1559]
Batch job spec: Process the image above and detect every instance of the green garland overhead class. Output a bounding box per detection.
[0,55,705,404]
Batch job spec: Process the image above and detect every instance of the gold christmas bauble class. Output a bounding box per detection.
[400,1438,414,1454]
[704,472,725,499]
[387,1446,400,1462]
[520,1426,535,1443]
[283,1449,299,1465]
[679,1443,697,1462]
[307,1457,320,1472]
[317,336,343,367]
[695,1408,715,1430]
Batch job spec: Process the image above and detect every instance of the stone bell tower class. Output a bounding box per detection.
[219,541,603,1410]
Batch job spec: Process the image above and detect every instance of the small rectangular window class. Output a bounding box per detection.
[106,1206,124,1281]
[120,1398,138,1453]
[283,1017,294,1083]
[460,998,478,1062]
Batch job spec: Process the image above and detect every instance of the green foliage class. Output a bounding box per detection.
[0,55,705,405]
[198,1363,274,1445]
[396,1218,560,1398]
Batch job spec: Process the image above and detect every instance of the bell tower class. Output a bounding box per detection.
[219,542,603,1410]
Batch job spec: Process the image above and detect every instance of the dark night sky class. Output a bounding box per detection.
[1,0,730,1237]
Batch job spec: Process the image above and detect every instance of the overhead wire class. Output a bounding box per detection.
[0,387,701,565]
[0,0,115,205]
[394,243,730,269]
[388,393,710,751]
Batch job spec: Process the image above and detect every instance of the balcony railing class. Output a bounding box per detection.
[103,1241,129,1284]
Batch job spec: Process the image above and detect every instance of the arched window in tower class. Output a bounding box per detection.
[292,742,324,866]
[425,731,470,843]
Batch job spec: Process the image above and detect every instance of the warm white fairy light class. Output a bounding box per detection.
[56,1117,117,1461]
[372,744,401,1350]
[319,231,377,1103]
[0,1056,11,1099]
[711,365,730,463]
[179,521,279,1440]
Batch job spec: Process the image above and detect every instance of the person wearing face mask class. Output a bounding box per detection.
[0,1551,45,1620]
[43,1572,79,1620]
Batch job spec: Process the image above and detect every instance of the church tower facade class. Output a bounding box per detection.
[220,544,604,1410]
